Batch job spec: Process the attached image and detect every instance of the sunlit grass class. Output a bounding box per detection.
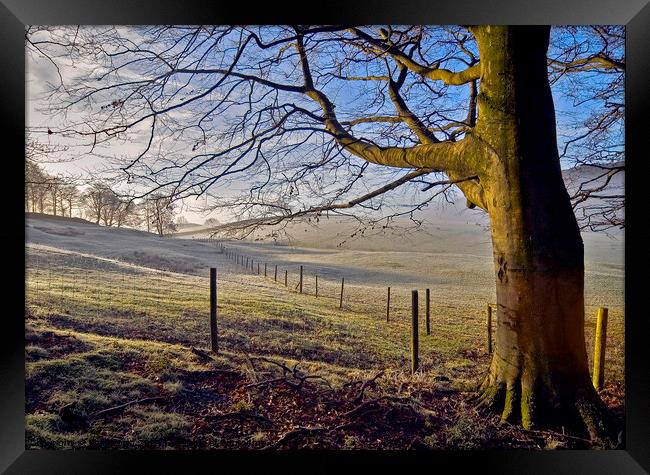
[24,243,624,449]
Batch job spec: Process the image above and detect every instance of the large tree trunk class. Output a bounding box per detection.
[471,26,618,443]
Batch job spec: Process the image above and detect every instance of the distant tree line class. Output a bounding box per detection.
[25,160,177,236]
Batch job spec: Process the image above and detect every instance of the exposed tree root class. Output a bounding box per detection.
[474,376,622,447]
[474,381,505,413]
[574,388,622,448]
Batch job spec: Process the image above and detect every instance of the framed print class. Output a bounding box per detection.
[2,0,649,473]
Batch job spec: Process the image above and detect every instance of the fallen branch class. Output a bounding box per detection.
[260,418,370,450]
[250,356,293,375]
[353,370,384,404]
[91,397,166,420]
[191,346,214,361]
[261,426,328,450]
[247,356,332,390]
[343,395,438,420]
[244,377,287,389]
[343,396,396,418]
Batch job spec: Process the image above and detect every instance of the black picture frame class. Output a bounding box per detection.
[2,0,649,473]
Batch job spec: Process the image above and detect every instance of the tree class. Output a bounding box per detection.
[48,176,64,216]
[80,183,139,227]
[548,26,624,232]
[25,160,48,213]
[81,182,111,224]
[114,198,140,228]
[146,194,177,236]
[59,184,79,218]
[25,159,74,216]
[27,25,624,442]
[204,217,221,227]
[26,135,79,217]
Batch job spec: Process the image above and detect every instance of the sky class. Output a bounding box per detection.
[25,25,624,226]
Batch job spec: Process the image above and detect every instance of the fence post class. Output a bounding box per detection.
[411,290,419,374]
[339,278,345,309]
[386,287,391,322]
[210,268,218,353]
[592,307,609,390]
[487,304,493,354]
[299,266,303,293]
[285,270,288,287]
[246,257,249,269]
[425,288,430,335]
[264,263,267,277]
[257,263,260,275]
[275,265,278,282]
[315,275,318,297]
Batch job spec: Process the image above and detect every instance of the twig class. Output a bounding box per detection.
[185,369,241,379]
[245,377,288,389]
[343,394,437,420]
[250,356,291,376]
[90,397,165,419]
[522,426,594,445]
[244,354,261,382]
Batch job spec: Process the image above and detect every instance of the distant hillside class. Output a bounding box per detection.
[176,222,203,229]
[25,212,96,226]
[171,161,623,254]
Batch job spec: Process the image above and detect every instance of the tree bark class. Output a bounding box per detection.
[470,26,618,443]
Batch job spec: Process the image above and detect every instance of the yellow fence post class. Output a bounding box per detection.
[592,306,609,391]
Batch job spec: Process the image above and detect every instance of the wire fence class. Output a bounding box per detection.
[25,240,625,386]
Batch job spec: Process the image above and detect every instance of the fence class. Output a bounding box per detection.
[220,243,616,383]
[25,242,618,386]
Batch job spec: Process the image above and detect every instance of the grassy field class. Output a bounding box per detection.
[24,216,625,449]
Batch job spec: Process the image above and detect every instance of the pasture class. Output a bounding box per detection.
[24,214,625,449]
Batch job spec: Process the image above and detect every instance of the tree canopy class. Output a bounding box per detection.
[26,25,623,232]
